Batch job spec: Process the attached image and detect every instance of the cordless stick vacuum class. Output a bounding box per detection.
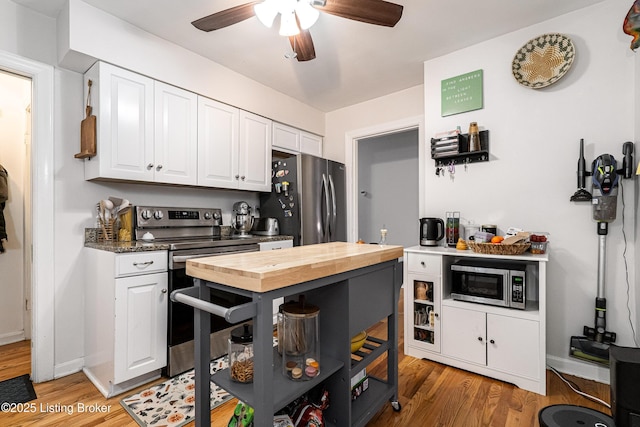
[569,141,634,365]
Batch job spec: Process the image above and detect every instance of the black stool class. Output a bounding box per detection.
[539,404,615,427]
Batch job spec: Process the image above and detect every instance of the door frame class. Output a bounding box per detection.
[344,115,425,244]
[0,50,55,382]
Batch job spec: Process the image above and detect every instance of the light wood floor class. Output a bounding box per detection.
[1,297,611,426]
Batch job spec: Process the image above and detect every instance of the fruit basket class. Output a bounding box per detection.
[467,242,531,255]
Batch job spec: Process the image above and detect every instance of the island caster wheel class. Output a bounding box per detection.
[391,401,401,412]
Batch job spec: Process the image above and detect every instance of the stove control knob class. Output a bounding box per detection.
[203,212,212,220]
[153,211,164,220]
[141,209,153,220]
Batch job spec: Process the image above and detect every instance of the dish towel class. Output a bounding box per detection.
[0,164,8,253]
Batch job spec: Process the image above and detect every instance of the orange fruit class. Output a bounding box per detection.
[491,236,504,244]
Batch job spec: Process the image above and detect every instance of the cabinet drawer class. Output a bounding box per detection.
[115,251,167,277]
[407,253,441,275]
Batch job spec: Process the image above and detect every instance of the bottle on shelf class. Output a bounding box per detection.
[468,122,480,152]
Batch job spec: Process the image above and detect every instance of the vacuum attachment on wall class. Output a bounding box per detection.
[570,138,592,202]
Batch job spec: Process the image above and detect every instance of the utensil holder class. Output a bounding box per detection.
[98,218,117,242]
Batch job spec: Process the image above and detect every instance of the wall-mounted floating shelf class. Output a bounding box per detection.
[431,130,490,166]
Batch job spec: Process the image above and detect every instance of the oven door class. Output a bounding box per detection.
[166,244,259,377]
[450,265,510,307]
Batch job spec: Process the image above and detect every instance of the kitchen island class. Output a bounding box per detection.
[173,242,404,426]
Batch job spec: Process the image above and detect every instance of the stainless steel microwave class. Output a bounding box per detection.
[450,260,526,310]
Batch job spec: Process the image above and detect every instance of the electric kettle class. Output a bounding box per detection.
[420,217,445,246]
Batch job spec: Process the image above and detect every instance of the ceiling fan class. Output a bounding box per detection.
[191,0,404,62]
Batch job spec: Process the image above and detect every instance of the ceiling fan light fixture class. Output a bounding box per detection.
[295,1,319,30]
[255,0,278,27]
[279,11,300,36]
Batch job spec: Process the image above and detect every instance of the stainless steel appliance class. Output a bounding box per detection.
[252,217,280,236]
[420,217,444,246]
[232,201,254,238]
[450,259,526,310]
[259,154,346,246]
[135,205,261,377]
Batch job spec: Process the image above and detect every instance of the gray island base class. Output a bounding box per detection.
[172,242,404,426]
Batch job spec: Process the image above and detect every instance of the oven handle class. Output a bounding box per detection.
[170,286,256,324]
[171,248,259,264]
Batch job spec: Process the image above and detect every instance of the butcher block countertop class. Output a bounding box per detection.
[186,241,404,293]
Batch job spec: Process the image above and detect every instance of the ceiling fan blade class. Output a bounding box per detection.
[192,2,259,32]
[289,29,316,61]
[319,0,403,27]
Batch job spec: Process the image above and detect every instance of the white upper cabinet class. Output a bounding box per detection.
[272,122,300,152]
[84,62,155,182]
[197,96,239,188]
[238,111,272,192]
[300,130,323,157]
[198,98,271,191]
[272,122,323,157]
[154,81,198,185]
[83,62,272,191]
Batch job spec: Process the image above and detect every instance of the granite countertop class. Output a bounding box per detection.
[186,241,404,292]
[84,228,294,253]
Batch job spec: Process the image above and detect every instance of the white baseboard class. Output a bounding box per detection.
[546,354,610,385]
[54,357,84,379]
[0,331,26,346]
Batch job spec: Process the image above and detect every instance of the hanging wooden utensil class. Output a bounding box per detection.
[74,79,97,159]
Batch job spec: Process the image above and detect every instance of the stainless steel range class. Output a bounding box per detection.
[135,206,261,377]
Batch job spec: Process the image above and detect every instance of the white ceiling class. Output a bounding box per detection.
[14,0,603,112]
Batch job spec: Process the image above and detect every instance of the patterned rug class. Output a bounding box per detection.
[120,355,233,427]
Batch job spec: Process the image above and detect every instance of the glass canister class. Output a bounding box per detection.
[281,297,320,381]
[229,324,254,383]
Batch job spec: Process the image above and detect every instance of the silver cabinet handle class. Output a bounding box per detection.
[156,164,163,171]
[241,176,245,180]
[421,261,426,266]
[133,261,154,267]
[235,174,240,180]
[161,289,167,294]
[147,163,154,169]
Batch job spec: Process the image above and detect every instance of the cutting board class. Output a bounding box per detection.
[74,105,96,159]
[501,231,530,245]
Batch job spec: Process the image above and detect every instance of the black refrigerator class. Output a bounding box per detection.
[259,154,346,246]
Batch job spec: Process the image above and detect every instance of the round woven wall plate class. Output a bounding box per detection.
[512,33,575,89]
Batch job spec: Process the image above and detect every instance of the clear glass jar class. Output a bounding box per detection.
[228,324,254,383]
[281,297,320,381]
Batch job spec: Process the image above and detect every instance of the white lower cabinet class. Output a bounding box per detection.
[442,305,540,379]
[84,248,168,398]
[403,246,548,395]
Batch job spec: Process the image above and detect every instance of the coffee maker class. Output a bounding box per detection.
[232,201,254,238]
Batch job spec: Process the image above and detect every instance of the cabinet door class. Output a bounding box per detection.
[238,111,271,191]
[114,272,168,383]
[197,96,239,188]
[407,273,441,353]
[487,313,540,379]
[154,82,197,185]
[90,63,155,181]
[441,305,486,365]
[272,122,300,152]
[300,131,323,157]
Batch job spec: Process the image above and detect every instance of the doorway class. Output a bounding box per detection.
[357,129,419,246]
[0,70,31,347]
[0,50,55,383]
[345,115,425,247]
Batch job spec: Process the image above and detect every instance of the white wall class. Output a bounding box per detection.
[0,70,30,345]
[325,85,424,163]
[423,1,637,382]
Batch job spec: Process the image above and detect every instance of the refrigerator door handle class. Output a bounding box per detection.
[328,174,337,240]
[322,173,330,242]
